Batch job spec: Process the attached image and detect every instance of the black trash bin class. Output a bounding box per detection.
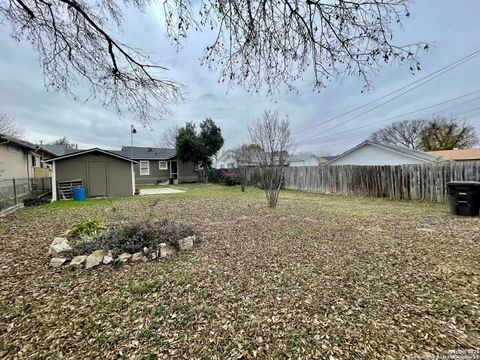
[447,181,480,216]
[168,177,174,185]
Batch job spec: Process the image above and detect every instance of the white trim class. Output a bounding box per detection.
[159,160,168,170]
[131,162,135,195]
[51,161,57,201]
[44,148,137,163]
[139,160,150,175]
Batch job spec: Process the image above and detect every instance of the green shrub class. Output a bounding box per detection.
[208,169,220,183]
[71,220,195,257]
[67,218,106,242]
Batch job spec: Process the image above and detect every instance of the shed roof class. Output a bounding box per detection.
[44,148,138,163]
[426,149,480,161]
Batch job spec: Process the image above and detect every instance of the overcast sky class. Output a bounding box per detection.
[1,0,479,155]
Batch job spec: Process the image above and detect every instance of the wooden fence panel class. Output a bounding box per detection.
[280,162,480,203]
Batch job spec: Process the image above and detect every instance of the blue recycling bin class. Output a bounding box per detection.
[72,187,86,201]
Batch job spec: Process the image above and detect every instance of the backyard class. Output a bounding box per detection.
[0,184,479,359]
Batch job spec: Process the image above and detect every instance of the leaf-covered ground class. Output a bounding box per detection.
[1,184,479,359]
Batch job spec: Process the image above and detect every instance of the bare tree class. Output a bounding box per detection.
[369,119,427,149]
[51,136,77,149]
[249,111,294,208]
[159,125,180,148]
[0,112,24,138]
[1,0,425,124]
[232,144,261,192]
[419,116,478,151]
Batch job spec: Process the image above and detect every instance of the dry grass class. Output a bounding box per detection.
[0,184,479,359]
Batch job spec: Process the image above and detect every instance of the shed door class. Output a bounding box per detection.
[88,161,107,197]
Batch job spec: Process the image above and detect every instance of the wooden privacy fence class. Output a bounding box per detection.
[282,162,480,203]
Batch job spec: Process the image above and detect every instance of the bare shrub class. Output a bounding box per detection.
[249,111,295,207]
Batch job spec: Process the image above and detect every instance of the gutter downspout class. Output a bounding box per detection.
[51,160,57,202]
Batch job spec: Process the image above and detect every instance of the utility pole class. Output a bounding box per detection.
[130,125,137,159]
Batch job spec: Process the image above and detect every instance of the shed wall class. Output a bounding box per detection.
[55,153,133,197]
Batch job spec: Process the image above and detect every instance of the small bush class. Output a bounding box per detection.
[71,220,194,257]
[208,169,220,183]
[23,197,50,207]
[218,170,240,186]
[67,218,106,242]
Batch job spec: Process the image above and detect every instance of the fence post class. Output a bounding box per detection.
[12,178,17,204]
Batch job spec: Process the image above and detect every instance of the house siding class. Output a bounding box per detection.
[55,153,133,197]
[289,157,319,167]
[133,159,198,183]
[178,161,198,183]
[328,144,431,166]
[134,160,171,184]
[0,143,29,179]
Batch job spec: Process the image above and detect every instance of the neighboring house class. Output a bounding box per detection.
[0,133,55,180]
[45,148,137,200]
[426,149,480,163]
[213,150,237,169]
[118,146,198,184]
[319,156,336,165]
[326,141,436,166]
[288,153,320,167]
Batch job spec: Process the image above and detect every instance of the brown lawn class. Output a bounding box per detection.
[0,184,479,359]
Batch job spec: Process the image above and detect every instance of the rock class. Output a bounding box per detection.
[118,253,131,263]
[178,235,195,251]
[85,250,105,269]
[49,237,72,257]
[131,252,143,262]
[69,255,87,268]
[103,252,114,265]
[159,243,175,258]
[148,249,158,261]
[50,258,67,268]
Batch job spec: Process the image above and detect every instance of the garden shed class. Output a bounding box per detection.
[45,148,137,201]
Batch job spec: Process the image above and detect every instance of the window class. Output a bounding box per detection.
[7,145,20,153]
[139,161,150,175]
[159,161,168,170]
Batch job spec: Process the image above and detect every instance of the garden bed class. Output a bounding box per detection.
[49,219,197,269]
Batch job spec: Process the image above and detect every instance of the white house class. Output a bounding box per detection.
[288,153,320,167]
[326,141,436,166]
[213,150,237,169]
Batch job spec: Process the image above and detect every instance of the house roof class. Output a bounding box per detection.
[426,149,480,161]
[288,153,319,162]
[44,148,138,163]
[0,133,38,151]
[0,133,57,157]
[326,140,436,165]
[41,144,71,156]
[119,146,176,160]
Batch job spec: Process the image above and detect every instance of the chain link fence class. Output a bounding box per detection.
[0,177,51,212]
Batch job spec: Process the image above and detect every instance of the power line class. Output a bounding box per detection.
[301,61,480,143]
[313,105,480,153]
[300,90,480,144]
[293,48,480,136]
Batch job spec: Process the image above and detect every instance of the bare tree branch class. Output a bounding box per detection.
[165,0,428,94]
[0,112,24,138]
[1,0,184,125]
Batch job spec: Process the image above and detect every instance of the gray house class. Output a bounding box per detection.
[119,146,198,184]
